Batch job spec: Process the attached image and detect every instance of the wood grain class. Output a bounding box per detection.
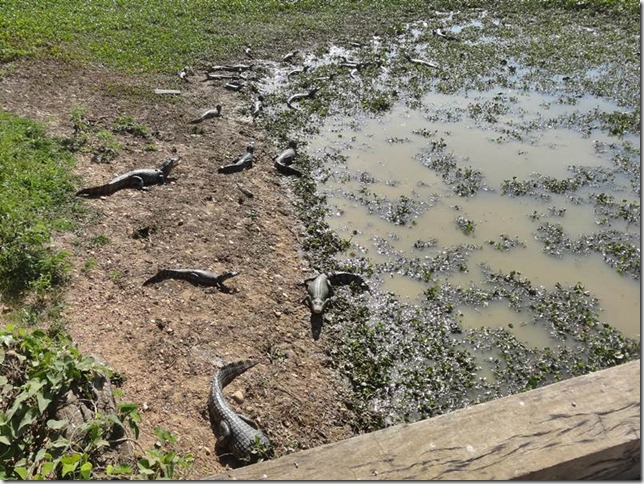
[206,360,640,480]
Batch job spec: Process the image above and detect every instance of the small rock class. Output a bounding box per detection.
[232,390,244,404]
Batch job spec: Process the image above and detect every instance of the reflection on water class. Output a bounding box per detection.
[308,88,640,341]
[457,303,554,347]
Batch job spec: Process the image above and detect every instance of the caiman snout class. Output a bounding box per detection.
[311,298,325,314]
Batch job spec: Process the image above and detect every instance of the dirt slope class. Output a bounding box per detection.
[0,60,354,477]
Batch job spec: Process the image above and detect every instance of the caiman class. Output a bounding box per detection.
[403,52,440,69]
[286,87,319,110]
[143,269,238,292]
[189,105,222,124]
[209,360,271,463]
[218,144,254,174]
[251,95,264,119]
[273,141,302,177]
[76,157,179,198]
[303,272,369,316]
[281,50,299,63]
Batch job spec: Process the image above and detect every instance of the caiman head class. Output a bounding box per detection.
[161,156,181,176]
[220,271,239,282]
[309,296,328,315]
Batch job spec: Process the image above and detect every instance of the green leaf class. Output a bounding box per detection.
[60,453,81,466]
[137,466,155,476]
[0,434,11,445]
[46,419,68,430]
[94,438,110,448]
[40,461,55,477]
[24,379,46,398]
[153,427,176,443]
[117,402,138,414]
[107,463,132,476]
[18,407,38,430]
[36,392,52,413]
[79,462,92,479]
[14,467,28,479]
[13,467,27,481]
[33,447,47,463]
[50,437,71,448]
[61,462,78,478]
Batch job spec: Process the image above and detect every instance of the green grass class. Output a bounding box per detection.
[0,111,81,303]
[1,0,635,73]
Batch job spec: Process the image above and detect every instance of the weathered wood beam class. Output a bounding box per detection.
[206,360,640,480]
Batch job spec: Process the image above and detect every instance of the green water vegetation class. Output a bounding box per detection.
[455,216,476,235]
[261,0,640,431]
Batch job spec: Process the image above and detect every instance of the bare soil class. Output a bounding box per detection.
[0,59,355,477]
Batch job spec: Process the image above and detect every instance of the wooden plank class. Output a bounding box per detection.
[206,360,640,480]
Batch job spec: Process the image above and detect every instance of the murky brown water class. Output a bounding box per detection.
[308,89,640,342]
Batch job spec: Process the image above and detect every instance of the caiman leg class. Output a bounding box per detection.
[238,414,259,429]
[321,298,332,312]
[215,421,231,453]
[131,175,146,190]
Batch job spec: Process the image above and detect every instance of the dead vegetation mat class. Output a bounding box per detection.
[0,58,355,477]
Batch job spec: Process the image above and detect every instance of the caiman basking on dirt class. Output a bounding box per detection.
[76,157,180,198]
[218,144,254,174]
[303,272,370,315]
[143,269,239,292]
[209,360,271,463]
[189,105,222,124]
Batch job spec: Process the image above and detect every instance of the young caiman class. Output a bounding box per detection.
[218,144,254,174]
[303,272,369,315]
[273,141,302,177]
[209,360,271,463]
[76,157,179,198]
[143,269,238,292]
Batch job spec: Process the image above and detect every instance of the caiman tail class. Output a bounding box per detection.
[76,183,117,198]
[328,271,370,291]
[143,269,175,286]
[215,359,258,389]
[275,162,302,177]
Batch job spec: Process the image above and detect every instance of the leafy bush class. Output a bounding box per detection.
[0,325,193,480]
